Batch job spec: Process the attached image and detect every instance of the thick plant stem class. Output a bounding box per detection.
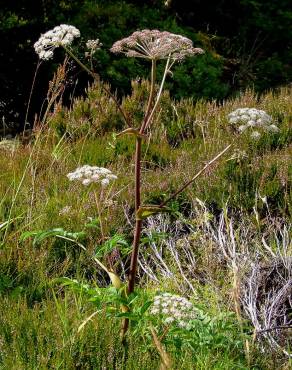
[122,59,164,338]
[134,137,142,211]
[121,137,143,338]
[128,137,143,291]
[160,144,232,207]
[128,219,142,293]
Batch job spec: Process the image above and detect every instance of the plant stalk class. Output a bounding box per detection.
[63,46,131,128]
[160,144,232,207]
[141,57,170,133]
[140,59,157,133]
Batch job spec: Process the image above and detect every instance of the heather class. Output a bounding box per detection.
[0,79,291,367]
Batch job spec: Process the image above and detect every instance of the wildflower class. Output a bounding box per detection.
[164,317,175,324]
[34,24,80,60]
[266,124,279,132]
[150,292,196,328]
[0,138,19,152]
[110,29,204,61]
[250,131,261,139]
[67,165,117,187]
[86,39,102,52]
[227,107,278,138]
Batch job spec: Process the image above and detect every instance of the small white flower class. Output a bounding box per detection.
[150,293,196,327]
[82,178,92,186]
[91,174,100,182]
[59,205,72,216]
[266,124,279,132]
[178,320,188,328]
[101,178,110,187]
[251,131,261,139]
[247,120,256,127]
[229,117,238,124]
[86,39,102,52]
[164,317,175,324]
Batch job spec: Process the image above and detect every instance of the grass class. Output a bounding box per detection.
[0,83,291,369]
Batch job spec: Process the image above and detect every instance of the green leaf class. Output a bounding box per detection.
[95,234,130,258]
[136,205,170,220]
[116,128,146,139]
[139,301,152,315]
[20,228,86,246]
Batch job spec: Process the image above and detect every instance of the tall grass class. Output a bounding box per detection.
[0,84,291,368]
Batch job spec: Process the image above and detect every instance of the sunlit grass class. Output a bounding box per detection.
[0,85,291,368]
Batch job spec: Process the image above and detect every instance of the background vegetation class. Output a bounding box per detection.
[0,1,292,368]
[1,0,292,132]
[0,80,291,367]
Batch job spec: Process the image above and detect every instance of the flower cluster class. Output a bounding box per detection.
[110,29,204,61]
[67,165,117,187]
[86,39,102,52]
[150,293,196,328]
[34,24,80,60]
[227,108,279,139]
[0,139,19,153]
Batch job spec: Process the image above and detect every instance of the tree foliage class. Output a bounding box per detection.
[0,0,291,130]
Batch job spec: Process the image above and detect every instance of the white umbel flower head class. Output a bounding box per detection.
[150,292,196,329]
[86,39,102,52]
[227,107,278,139]
[67,165,117,187]
[34,24,80,60]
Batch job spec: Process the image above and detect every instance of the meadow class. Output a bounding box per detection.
[0,27,291,369]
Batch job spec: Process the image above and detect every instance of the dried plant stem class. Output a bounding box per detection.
[23,60,41,135]
[63,46,131,128]
[94,191,105,242]
[233,266,251,366]
[160,144,232,207]
[150,325,173,370]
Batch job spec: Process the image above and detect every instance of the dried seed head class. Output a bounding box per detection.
[110,29,204,61]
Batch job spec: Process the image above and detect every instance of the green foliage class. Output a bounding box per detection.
[0,81,291,368]
[170,53,230,100]
[95,234,130,258]
[49,80,292,216]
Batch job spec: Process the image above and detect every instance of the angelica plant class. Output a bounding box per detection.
[67,165,117,242]
[33,25,232,339]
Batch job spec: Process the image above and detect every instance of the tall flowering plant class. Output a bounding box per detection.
[34,25,231,339]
